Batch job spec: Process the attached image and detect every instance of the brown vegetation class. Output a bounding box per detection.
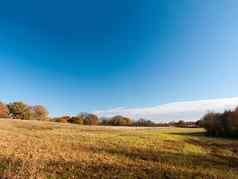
[32,105,49,121]
[0,102,9,118]
[200,107,238,138]
[0,101,201,128]
[0,119,235,178]
[102,115,133,126]
[8,102,33,120]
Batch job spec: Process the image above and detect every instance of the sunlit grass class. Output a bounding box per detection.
[0,119,237,178]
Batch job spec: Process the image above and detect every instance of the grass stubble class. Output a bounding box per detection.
[0,119,236,178]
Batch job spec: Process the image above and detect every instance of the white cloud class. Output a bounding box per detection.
[94,97,238,122]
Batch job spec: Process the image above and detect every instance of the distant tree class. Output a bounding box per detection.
[176,120,186,127]
[200,110,238,138]
[200,112,220,136]
[79,113,99,125]
[32,105,49,121]
[134,118,155,127]
[109,115,133,126]
[8,102,33,120]
[222,110,238,137]
[0,102,9,118]
[99,117,111,125]
[68,116,84,125]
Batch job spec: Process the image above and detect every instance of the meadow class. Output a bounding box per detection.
[0,119,237,179]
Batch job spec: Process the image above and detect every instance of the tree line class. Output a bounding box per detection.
[199,107,238,138]
[1,101,237,137]
[0,101,155,126]
[0,101,200,127]
[52,114,157,126]
[0,102,49,121]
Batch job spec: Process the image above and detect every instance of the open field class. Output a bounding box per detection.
[0,119,237,178]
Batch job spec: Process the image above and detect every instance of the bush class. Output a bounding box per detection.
[8,102,33,120]
[53,114,99,125]
[0,102,9,118]
[54,116,71,123]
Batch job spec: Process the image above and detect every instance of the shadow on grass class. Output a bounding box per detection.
[99,145,238,168]
[170,131,238,142]
[169,132,206,137]
[0,145,237,179]
[0,152,237,179]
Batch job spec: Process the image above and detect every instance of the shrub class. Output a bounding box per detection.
[8,102,33,120]
[55,118,68,123]
[54,116,71,123]
[0,102,9,118]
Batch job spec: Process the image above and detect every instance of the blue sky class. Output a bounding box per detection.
[0,1,238,117]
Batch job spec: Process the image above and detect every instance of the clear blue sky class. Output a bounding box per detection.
[0,0,238,116]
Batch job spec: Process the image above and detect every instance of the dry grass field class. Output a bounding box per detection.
[0,119,237,179]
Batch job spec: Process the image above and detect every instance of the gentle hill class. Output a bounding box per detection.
[0,119,237,178]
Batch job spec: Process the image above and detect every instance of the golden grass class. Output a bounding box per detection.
[0,119,237,178]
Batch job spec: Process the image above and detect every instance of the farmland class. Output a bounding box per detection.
[0,119,237,178]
